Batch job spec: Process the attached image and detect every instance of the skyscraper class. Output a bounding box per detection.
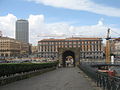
[16,19,29,43]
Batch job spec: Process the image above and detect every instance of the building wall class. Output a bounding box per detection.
[38,38,103,59]
[20,42,30,57]
[111,39,120,58]
[31,46,38,54]
[0,37,30,58]
[0,37,20,57]
[16,19,29,43]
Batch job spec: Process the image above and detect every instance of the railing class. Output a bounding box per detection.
[79,62,120,90]
[97,72,120,90]
[79,62,97,81]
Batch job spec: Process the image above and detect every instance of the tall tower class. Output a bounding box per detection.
[16,19,29,43]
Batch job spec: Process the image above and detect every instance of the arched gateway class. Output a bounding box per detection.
[58,48,80,67]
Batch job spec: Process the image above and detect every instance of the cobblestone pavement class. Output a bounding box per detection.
[0,67,98,90]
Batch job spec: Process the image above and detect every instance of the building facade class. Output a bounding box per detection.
[0,37,30,58]
[19,42,31,57]
[110,39,120,58]
[16,19,29,43]
[38,37,103,59]
[31,46,38,54]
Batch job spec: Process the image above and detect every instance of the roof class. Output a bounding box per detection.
[39,37,102,42]
[17,19,28,21]
[0,37,14,40]
[41,39,64,41]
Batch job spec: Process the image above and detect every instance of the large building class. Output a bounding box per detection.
[0,36,30,58]
[16,19,29,43]
[110,39,120,58]
[38,37,103,60]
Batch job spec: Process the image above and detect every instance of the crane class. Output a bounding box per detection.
[37,33,67,37]
[105,28,120,64]
[37,33,84,38]
[105,28,111,64]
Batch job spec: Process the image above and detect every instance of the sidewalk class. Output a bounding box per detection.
[0,67,101,90]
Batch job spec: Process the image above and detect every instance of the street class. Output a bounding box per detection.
[0,67,96,90]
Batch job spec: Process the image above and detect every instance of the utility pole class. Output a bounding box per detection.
[105,28,111,64]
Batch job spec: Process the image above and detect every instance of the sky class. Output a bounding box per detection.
[0,0,120,45]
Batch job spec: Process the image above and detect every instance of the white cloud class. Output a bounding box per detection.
[28,0,120,17]
[28,14,45,44]
[0,14,17,38]
[0,14,120,45]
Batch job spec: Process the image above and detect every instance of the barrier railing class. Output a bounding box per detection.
[79,62,120,90]
[97,72,120,90]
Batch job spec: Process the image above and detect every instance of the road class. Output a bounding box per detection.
[0,67,96,90]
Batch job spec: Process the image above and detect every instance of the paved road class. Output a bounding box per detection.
[0,67,95,90]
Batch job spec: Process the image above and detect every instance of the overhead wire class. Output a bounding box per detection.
[110,29,120,36]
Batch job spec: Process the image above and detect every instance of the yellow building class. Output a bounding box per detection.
[0,37,30,58]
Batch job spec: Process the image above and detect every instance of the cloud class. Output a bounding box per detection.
[28,14,45,44]
[28,0,120,17]
[0,14,120,45]
[27,14,120,44]
[0,14,17,37]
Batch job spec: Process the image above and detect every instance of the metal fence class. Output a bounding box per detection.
[79,62,120,90]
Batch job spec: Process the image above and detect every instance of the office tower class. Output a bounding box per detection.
[16,19,29,43]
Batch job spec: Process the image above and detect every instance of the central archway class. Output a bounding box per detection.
[62,50,75,67]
